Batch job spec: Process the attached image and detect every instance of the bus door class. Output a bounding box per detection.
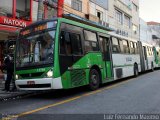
[99,36,113,79]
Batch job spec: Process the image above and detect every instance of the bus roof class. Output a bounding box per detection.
[20,15,114,34]
[63,14,114,32]
[108,32,138,42]
[142,42,154,47]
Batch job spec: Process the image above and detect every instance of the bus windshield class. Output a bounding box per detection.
[16,30,55,68]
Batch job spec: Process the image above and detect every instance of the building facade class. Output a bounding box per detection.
[140,18,152,44]
[89,0,109,26]
[63,0,140,40]
[108,0,139,40]
[147,21,160,46]
[0,0,140,66]
[64,0,88,18]
[139,18,160,47]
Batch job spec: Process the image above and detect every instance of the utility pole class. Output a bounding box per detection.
[58,0,64,17]
[37,0,44,21]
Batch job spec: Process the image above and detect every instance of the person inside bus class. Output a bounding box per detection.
[60,32,72,55]
[40,34,53,61]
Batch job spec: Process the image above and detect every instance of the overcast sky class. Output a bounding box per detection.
[139,0,160,22]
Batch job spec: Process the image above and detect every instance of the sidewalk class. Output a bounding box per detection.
[0,74,32,101]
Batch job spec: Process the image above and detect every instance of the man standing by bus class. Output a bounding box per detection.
[2,55,14,92]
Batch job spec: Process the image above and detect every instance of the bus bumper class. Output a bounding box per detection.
[15,77,63,90]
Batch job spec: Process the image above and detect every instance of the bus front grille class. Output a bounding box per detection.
[18,84,51,88]
[20,72,44,78]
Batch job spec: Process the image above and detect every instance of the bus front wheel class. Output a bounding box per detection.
[89,69,100,90]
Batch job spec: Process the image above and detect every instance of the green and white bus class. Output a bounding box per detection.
[15,16,160,91]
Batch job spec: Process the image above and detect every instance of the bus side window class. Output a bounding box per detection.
[147,47,150,56]
[112,37,120,53]
[151,47,153,55]
[70,33,82,55]
[60,31,72,55]
[122,40,130,54]
[99,37,105,52]
[149,47,151,56]
[130,41,135,54]
[99,36,110,61]
[134,43,138,54]
[84,30,98,53]
[119,39,124,53]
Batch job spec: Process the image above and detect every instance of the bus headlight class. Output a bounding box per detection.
[15,74,19,80]
[47,70,53,78]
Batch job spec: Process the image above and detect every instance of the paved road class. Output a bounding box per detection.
[1,70,160,119]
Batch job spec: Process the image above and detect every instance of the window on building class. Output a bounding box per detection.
[97,10,103,21]
[71,0,82,12]
[133,24,138,34]
[124,15,131,28]
[16,0,31,21]
[43,0,57,19]
[133,3,138,12]
[115,10,123,24]
[0,0,13,17]
[97,10,104,25]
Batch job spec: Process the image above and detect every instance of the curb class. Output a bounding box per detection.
[0,91,34,101]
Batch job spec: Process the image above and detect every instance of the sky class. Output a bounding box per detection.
[139,0,160,22]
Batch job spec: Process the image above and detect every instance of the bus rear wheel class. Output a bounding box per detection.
[89,69,100,90]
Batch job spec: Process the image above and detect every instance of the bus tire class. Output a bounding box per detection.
[89,69,100,90]
[134,64,139,77]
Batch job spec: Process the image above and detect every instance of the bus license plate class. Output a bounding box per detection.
[27,81,35,85]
